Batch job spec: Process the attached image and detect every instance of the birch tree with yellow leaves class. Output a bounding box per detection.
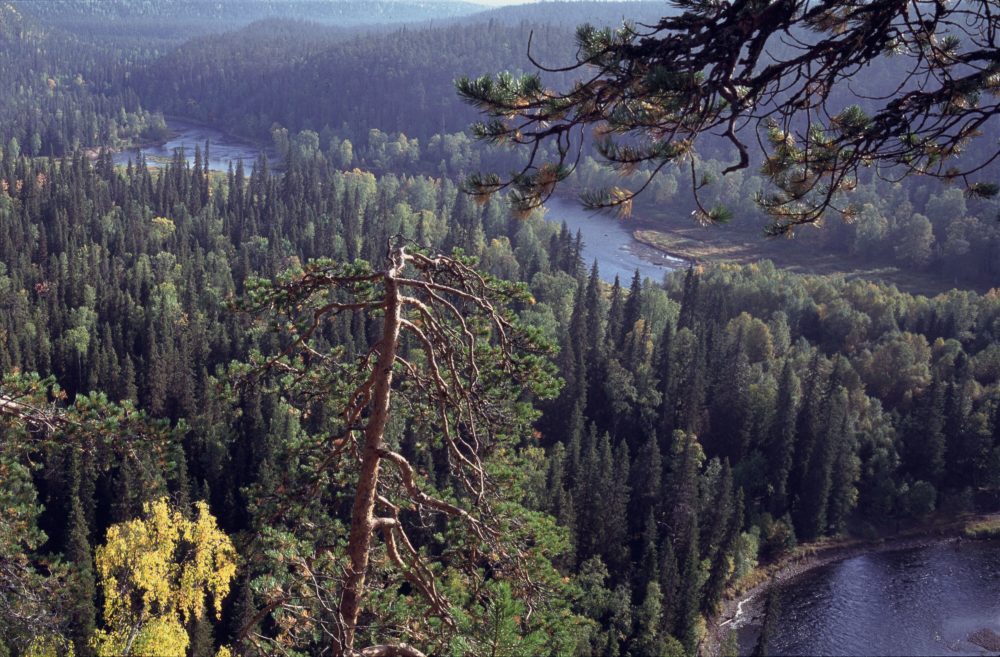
[91,498,237,657]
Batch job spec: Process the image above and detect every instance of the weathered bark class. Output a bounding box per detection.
[336,251,405,656]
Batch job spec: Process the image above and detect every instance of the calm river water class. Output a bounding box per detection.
[113,119,275,172]
[738,539,1000,656]
[542,196,685,283]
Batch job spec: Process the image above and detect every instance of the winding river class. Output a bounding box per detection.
[737,539,1000,656]
[115,120,686,282]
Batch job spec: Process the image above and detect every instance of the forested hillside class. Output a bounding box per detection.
[0,3,167,157]
[3,144,999,656]
[19,0,483,40]
[125,3,672,142]
[130,19,588,140]
[2,2,1000,656]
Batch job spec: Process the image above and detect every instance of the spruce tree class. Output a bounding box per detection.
[707,345,752,462]
[658,539,680,636]
[700,459,734,566]
[654,321,676,444]
[768,359,800,515]
[676,267,701,331]
[795,385,847,540]
[66,492,96,657]
[621,270,643,348]
[635,508,660,595]
[596,434,631,576]
[904,376,946,485]
[630,433,662,533]
[675,512,704,653]
[944,352,976,486]
[631,582,667,657]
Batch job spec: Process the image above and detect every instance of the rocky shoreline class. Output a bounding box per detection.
[969,628,1000,652]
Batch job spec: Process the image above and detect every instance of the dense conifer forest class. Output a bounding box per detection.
[1,2,999,656]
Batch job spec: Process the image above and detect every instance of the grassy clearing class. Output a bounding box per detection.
[632,227,989,297]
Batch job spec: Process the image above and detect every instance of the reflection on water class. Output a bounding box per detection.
[739,540,1000,656]
[113,119,275,172]
[542,196,685,283]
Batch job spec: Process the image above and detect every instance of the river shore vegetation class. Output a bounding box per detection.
[1,1,999,656]
[964,516,1000,539]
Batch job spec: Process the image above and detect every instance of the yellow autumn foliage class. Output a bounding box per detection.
[91,498,237,657]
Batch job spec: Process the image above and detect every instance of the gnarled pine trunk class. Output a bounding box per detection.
[336,255,404,656]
